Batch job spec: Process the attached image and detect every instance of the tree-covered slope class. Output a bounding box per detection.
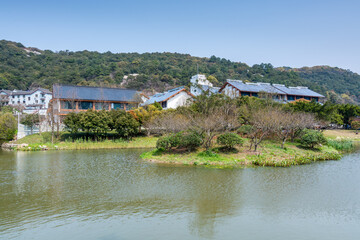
[0,40,359,102]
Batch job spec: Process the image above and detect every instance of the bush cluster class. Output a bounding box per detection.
[300,129,327,148]
[216,133,244,150]
[156,131,203,151]
[63,109,139,139]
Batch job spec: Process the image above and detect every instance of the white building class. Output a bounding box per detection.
[143,86,194,109]
[190,74,220,96]
[0,88,52,114]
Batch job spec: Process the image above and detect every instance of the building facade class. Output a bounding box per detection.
[219,80,324,102]
[0,88,52,113]
[52,85,147,115]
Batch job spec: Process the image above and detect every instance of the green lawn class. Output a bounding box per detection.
[13,132,158,151]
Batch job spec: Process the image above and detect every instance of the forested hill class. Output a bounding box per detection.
[0,40,359,103]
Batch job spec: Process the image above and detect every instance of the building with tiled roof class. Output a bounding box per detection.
[52,84,147,115]
[143,86,194,109]
[219,80,325,102]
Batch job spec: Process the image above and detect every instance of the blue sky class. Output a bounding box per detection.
[1,0,360,73]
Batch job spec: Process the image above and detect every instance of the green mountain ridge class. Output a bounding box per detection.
[0,40,359,103]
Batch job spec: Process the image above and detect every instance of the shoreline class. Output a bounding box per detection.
[2,130,359,168]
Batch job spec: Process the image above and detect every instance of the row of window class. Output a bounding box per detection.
[11,99,45,104]
[11,94,46,99]
[62,101,136,110]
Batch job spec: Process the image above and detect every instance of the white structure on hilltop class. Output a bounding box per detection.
[0,88,52,114]
[190,74,220,96]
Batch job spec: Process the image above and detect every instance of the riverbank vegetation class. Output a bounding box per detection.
[140,94,359,167]
[12,132,157,151]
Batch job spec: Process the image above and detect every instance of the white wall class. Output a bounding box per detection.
[222,85,239,98]
[166,91,193,109]
[8,90,52,109]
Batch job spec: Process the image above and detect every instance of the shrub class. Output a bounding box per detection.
[156,136,171,151]
[178,131,203,151]
[237,125,254,136]
[300,129,327,148]
[114,111,140,139]
[156,130,203,151]
[217,132,244,150]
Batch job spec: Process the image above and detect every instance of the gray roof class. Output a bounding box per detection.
[272,84,324,97]
[53,85,141,102]
[226,80,285,94]
[0,90,12,95]
[144,86,189,105]
[199,85,220,94]
[2,88,52,96]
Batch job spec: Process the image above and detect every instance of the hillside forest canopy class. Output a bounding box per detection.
[0,40,359,104]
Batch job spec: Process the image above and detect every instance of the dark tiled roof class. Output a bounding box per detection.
[0,90,12,95]
[53,85,141,102]
[226,80,285,94]
[4,88,52,96]
[272,84,324,97]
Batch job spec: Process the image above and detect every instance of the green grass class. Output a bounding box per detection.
[326,139,354,151]
[13,132,158,151]
[141,138,352,168]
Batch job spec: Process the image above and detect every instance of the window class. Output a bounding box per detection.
[161,101,167,109]
[287,95,295,101]
[252,93,258,97]
[35,94,38,97]
[95,102,109,110]
[241,92,251,96]
[79,101,93,110]
[23,100,25,104]
[12,96,15,99]
[35,100,38,103]
[62,101,76,110]
[113,103,124,109]
[28,97,30,101]
[304,96,311,100]
[23,95,25,98]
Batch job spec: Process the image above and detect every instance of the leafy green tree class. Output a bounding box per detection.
[21,113,40,134]
[63,112,82,134]
[0,112,17,141]
[351,120,360,134]
[113,111,139,139]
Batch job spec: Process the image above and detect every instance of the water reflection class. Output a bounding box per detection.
[1,149,360,240]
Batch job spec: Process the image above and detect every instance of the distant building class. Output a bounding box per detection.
[0,88,52,113]
[143,86,194,109]
[190,74,220,96]
[52,85,147,115]
[219,80,324,102]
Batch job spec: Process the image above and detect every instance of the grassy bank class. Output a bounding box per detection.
[141,139,349,168]
[11,132,157,151]
[323,129,360,141]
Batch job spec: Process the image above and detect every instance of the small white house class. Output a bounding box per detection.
[143,86,194,109]
[190,74,219,96]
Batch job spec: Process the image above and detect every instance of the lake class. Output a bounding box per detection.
[0,149,359,240]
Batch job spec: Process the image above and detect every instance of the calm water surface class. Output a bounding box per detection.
[0,149,359,240]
